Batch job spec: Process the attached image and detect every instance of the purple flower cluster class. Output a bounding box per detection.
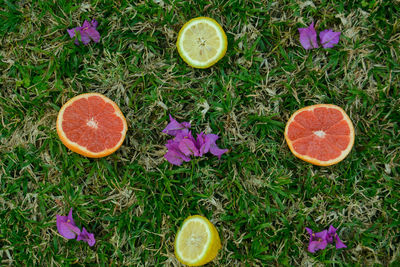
[67,20,100,45]
[56,208,95,247]
[305,225,346,253]
[298,23,341,49]
[162,115,228,166]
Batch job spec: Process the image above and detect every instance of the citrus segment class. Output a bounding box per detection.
[313,107,343,129]
[56,93,127,158]
[294,110,322,130]
[285,104,354,166]
[286,121,313,140]
[325,135,350,150]
[177,17,227,68]
[174,215,221,266]
[325,120,350,135]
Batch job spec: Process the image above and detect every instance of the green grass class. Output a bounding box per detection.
[1,0,399,265]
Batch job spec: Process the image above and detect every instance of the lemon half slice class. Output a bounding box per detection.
[177,17,228,69]
[174,215,222,266]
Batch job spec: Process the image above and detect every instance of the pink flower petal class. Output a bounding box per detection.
[298,23,319,50]
[80,31,91,45]
[308,239,328,253]
[67,20,101,45]
[335,234,347,249]
[162,115,191,136]
[326,225,337,243]
[56,209,81,239]
[319,29,341,48]
[196,132,208,156]
[91,19,99,28]
[164,139,191,165]
[178,138,199,156]
[85,27,100,43]
[82,20,91,29]
[67,27,78,38]
[209,144,228,159]
[205,134,227,159]
[77,227,96,247]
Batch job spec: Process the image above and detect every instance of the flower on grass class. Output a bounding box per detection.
[56,208,81,239]
[165,137,192,166]
[67,19,100,45]
[327,225,347,249]
[196,132,228,159]
[298,23,341,49]
[305,228,328,253]
[176,129,200,157]
[298,22,319,50]
[306,225,346,253]
[77,227,96,247]
[162,115,228,165]
[319,29,341,48]
[162,114,191,136]
[56,208,95,247]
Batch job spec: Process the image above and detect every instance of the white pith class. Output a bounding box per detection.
[313,130,326,138]
[86,118,98,129]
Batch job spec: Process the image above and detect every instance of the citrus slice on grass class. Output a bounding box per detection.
[174,215,221,266]
[284,104,355,166]
[177,17,228,68]
[56,93,127,158]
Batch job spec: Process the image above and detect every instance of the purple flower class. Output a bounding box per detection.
[298,23,318,50]
[327,225,347,249]
[319,29,341,48]
[162,116,228,165]
[162,115,191,136]
[306,228,328,253]
[179,138,200,157]
[202,133,228,159]
[67,19,100,45]
[77,227,96,247]
[56,208,81,239]
[196,132,210,156]
[174,129,200,157]
[56,208,96,247]
[164,139,191,165]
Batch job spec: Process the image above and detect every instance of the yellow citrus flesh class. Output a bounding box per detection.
[174,215,221,266]
[177,17,227,68]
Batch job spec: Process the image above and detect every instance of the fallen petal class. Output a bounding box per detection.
[162,115,191,136]
[91,19,99,28]
[86,27,101,43]
[298,22,319,50]
[67,28,78,38]
[209,144,228,159]
[326,225,337,243]
[319,29,341,48]
[80,31,91,45]
[56,209,81,240]
[334,234,347,249]
[308,239,328,253]
[82,20,91,29]
[77,227,96,247]
[178,138,199,156]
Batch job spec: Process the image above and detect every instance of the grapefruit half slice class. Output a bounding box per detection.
[284,104,354,166]
[56,93,127,158]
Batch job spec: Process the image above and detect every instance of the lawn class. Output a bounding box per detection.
[1,0,400,266]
